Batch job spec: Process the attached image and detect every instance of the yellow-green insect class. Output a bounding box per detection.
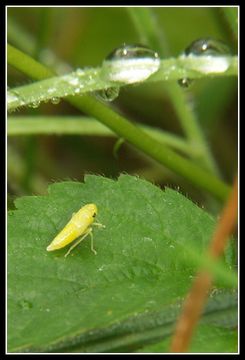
[46,203,104,257]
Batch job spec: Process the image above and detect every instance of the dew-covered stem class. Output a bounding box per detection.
[7,44,232,200]
[7,54,237,112]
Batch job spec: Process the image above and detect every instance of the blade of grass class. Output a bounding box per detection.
[7,116,197,156]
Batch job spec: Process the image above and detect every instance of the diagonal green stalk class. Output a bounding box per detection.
[126,7,229,176]
[7,44,231,200]
[67,95,230,201]
[7,17,36,55]
[7,43,54,79]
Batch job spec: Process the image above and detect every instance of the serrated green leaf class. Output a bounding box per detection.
[7,175,237,353]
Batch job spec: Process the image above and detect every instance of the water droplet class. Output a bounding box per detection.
[48,87,56,94]
[7,91,19,104]
[50,97,61,105]
[177,78,193,88]
[98,265,105,272]
[69,77,79,86]
[95,87,120,102]
[178,38,231,88]
[76,69,85,76]
[184,38,230,57]
[74,88,81,94]
[102,44,160,84]
[30,100,41,108]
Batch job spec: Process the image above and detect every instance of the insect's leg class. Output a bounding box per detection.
[93,222,105,228]
[89,230,97,255]
[64,228,92,258]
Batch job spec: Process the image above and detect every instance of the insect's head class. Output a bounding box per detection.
[85,203,98,218]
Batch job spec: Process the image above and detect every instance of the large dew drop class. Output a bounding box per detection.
[101,44,160,85]
[184,38,230,57]
[178,38,231,88]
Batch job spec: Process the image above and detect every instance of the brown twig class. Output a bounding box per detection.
[170,175,238,353]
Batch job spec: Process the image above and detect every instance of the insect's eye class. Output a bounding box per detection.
[92,212,96,218]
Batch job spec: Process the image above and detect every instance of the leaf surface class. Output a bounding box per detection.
[8,175,237,352]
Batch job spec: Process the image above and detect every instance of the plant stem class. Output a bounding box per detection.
[7,44,231,200]
[7,18,36,55]
[68,94,230,201]
[7,43,54,80]
[126,7,232,176]
[7,43,237,112]
[8,116,195,156]
[165,83,220,173]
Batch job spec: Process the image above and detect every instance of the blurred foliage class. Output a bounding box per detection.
[7,7,238,208]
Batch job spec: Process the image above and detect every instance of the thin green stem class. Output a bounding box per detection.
[7,18,36,55]
[68,94,230,201]
[126,7,233,176]
[34,8,54,59]
[8,116,196,156]
[7,44,231,200]
[7,43,54,80]
[7,43,237,112]
[127,7,169,56]
[165,83,221,173]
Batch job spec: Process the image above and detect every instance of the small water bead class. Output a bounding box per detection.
[48,87,56,95]
[30,100,41,108]
[74,87,81,94]
[50,97,61,105]
[69,78,79,87]
[102,44,160,84]
[178,38,231,88]
[74,84,84,94]
[95,87,120,102]
[177,78,193,88]
[7,91,20,105]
